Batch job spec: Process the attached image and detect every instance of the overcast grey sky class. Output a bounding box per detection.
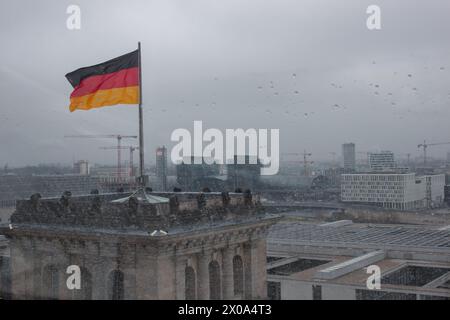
[1,0,450,166]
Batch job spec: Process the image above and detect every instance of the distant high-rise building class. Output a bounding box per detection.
[447,151,450,164]
[342,143,356,171]
[155,146,168,191]
[368,151,396,172]
[73,160,90,176]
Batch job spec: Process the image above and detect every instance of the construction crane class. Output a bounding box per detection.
[283,150,314,177]
[329,152,337,168]
[417,140,450,166]
[99,146,139,177]
[398,153,412,168]
[64,134,138,180]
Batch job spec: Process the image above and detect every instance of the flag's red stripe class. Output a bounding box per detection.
[70,67,139,98]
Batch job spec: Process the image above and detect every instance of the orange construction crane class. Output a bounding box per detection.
[283,150,314,177]
[65,134,138,181]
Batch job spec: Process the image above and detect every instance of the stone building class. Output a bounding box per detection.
[0,191,278,300]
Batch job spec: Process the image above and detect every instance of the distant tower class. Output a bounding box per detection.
[342,143,356,171]
[155,146,168,191]
[73,160,90,176]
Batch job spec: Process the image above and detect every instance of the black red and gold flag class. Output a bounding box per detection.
[65,50,139,112]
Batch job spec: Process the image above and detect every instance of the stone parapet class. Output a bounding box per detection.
[8,191,261,232]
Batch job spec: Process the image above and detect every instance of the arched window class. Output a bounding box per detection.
[73,268,92,300]
[185,266,196,300]
[42,265,59,300]
[108,270,124,300]
[208,261,221,299]
[233,255,244,296]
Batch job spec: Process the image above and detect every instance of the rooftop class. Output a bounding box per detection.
[0,191,279,238]
[268,222,450,252]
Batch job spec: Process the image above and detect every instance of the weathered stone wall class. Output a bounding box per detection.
[0,254,11,299]
[5,221,273,300]
[0,191,277,300]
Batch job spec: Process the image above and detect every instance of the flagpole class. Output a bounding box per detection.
[138,41,145,188]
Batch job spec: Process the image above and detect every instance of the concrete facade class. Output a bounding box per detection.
[341,173,445,210]
[368,151,396,172]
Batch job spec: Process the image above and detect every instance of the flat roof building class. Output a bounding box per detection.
[341,173,445,210]
[267,221,450,300]
[368,151,396,172]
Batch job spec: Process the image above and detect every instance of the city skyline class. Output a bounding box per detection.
[1,1,450,303]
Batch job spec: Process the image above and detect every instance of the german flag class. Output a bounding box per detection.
[65,50,140,112]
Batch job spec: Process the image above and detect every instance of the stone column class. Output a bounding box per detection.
[91,256,107,300]
[243,241,253,300]
[196,252,210,300]
[222,247,234,299]
[243,238,267,299]
[135,246,157,300]
[10,241,29,299]
[156,254,177,299]
[175,257,186,300]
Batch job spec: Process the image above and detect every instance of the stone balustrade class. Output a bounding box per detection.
[9,191,260,231]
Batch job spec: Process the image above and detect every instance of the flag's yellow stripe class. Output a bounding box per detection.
[69,86,139,112]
